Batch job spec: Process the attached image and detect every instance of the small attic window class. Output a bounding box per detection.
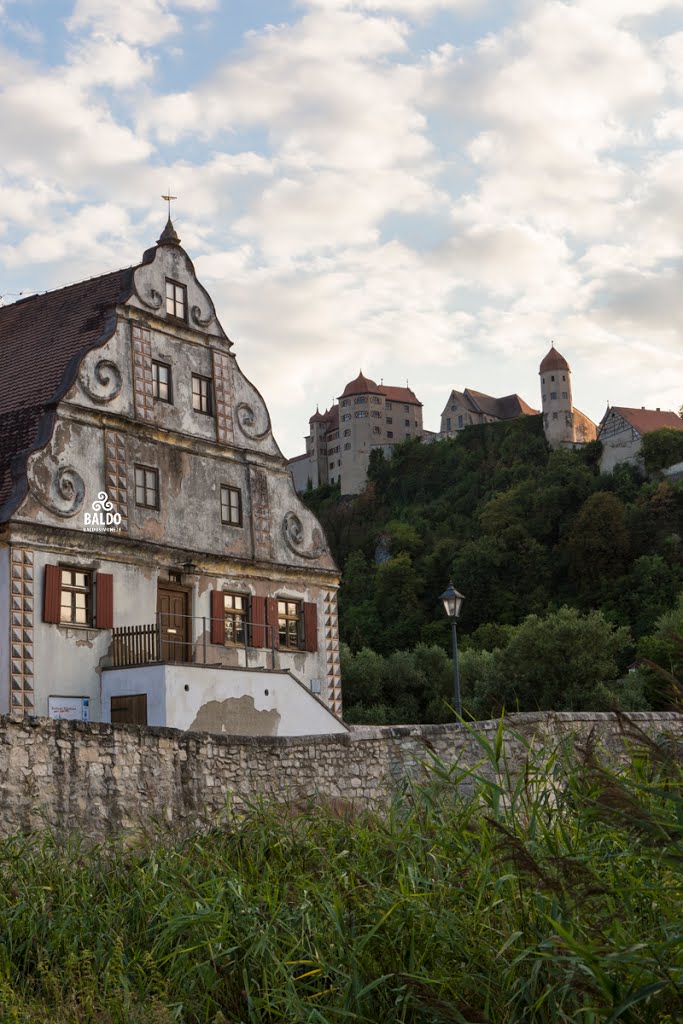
[166,279,187,320]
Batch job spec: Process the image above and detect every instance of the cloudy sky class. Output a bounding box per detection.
[1,0,683,458]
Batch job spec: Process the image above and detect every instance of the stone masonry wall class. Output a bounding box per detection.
[1,711,682,841]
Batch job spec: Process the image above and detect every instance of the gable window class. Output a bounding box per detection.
[446,418,451,430]
[192,374,214,415]
[60,568,91,625]
[458,415,463,427]
[220,485,242,526]
[278,599,303,649]
[165,279,187,320]
[152,360,172,403]
[223,593,247,644]
[135,465,159,509]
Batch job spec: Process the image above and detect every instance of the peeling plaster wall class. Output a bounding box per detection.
[0,712,681,841]
[27,547,154,721]
[101,665,346,736]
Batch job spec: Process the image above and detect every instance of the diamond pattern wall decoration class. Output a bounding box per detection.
[212,350,235,445]
[10,547,34,715]
[323,590,342,716]
[104,429,128,530]
[131,324,154,422]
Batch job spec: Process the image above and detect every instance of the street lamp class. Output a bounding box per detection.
[440,581,465,718]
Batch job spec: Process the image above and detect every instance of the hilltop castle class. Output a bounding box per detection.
[288,372,423,496]
[288,343,683,494]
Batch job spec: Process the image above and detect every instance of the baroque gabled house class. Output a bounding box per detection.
[0,218,345,737]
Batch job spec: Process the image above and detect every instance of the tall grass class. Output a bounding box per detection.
[0,721,682,1023]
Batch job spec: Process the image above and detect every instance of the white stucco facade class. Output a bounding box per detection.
[101,664,347,735]
[0,221,343,734]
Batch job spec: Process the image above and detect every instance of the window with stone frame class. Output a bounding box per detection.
[165,279,187,320]
[59,568,92,626]
[134,465,159,509]
[152,360,172,403]
[278,599,304,649]
[223,592,248,645]
[192,374,214,415]
[220,485,242,526]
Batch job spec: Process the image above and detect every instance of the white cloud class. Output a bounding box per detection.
[67,0,218,46]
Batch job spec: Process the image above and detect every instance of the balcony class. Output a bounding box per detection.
[104,614,346,737]
[111,615,277,671]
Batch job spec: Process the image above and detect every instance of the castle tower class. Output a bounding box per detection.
[539,344,573,447]
[309,408,328,486]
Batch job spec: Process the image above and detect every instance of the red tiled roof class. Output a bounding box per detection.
[339,371,383,398]
[605,407,683,436]
[539,346,570,373]
[379,385,422,406]
[309,409,326,423]
[288,452,311,463]
[0,264,138,517]
[326,404,339,429]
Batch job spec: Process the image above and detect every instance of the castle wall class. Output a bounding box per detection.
[0,711,680,840]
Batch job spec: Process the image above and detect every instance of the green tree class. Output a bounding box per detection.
[491,606,633,713]
[641,427,683,473]
[564,491,630,600]
[373,553,425,654]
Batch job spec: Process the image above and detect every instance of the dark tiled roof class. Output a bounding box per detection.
[464,389,538,420]
[539,345,570,373]
[603,406,683,437]
[0,266,136,516]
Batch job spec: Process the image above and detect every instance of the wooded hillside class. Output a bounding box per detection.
[304,418,683,721]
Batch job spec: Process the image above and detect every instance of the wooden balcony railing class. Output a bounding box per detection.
[112,624,159,667]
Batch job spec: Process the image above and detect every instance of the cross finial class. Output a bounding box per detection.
[161,191,177,218]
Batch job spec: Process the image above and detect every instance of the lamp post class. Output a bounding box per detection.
[440,581,465,718]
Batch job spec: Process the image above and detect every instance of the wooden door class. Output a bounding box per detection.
[111,693,147,725]
[157,584,190,662]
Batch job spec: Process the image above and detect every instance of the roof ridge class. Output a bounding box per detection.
[0,263,139,313]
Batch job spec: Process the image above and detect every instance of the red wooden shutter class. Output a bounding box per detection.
[95,573,114,629]
[304,601,318,652]
[266,597,280,649]
[43,565,61,623]
[251,596,267,648]
[210,590,225,646]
